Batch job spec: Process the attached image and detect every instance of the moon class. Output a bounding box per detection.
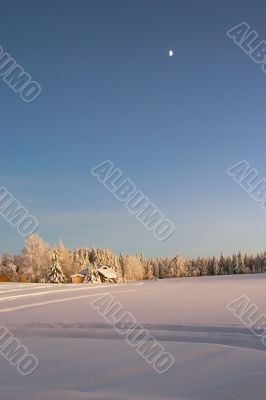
[169,50,174,57]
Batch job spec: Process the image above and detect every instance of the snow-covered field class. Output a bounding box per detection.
[1,274,266,400]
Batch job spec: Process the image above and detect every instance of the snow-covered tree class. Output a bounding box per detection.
[219,254,227,274]
[17,234,50,281]
[232,254,240,274]
[84,261,101,284]
[87,247,122,279]
[0,253,17,281]
[237,251,245,274]
[46,250,65,284]
[73,247,90,272]
[56,240,75,278]
[212,257,220,275]
[172,254,187,277]
[120,254,145,281]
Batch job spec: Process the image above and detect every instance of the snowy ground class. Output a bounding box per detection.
[1,274,266,400]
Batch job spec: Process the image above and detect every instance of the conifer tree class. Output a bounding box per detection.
[84,261,101,283]
[232,254,240,274]
[47,250,65,284]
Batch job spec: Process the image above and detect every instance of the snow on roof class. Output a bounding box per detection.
[97,266,117,279]
[71,274,85,278]
[79,268,88,276]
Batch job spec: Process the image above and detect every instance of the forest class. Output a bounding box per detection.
[1,234,266,283]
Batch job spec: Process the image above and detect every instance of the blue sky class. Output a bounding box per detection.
[1,0,266,257]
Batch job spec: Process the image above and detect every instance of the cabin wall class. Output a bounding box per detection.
[0,274,11,282]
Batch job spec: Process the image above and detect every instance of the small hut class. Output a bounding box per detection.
[70,274,85,284]
[0,274,12,282]
[71,265,118,284]
[97,266,118,283]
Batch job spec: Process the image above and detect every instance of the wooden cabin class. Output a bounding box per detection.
[0,274,12,282]
[70,274,85,284]
[71,266,118,284]
[97,266,118,283]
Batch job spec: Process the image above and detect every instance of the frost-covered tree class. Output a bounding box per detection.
[212,257,220,275]
[6,234,266,284]
[17,234,50,281]
[219,254,227,275]
[260,251,266,272]
[237,251,245,274]
[46,250,65,284]
[56,240,75,278]
[119,253,126,280]
[120,255,145,281]
[84,261,101,284]
[232,254,240,274]
[0,253,17,281]
[88,247,122,279]
[73,247,91,273]
[172,254,187,277]
[225,256,233,275]
[135,252,155,280]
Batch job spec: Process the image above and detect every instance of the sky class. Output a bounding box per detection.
[1,0,266,257]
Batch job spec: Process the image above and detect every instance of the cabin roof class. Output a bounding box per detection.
[71,274,85,278]
[80,268,88,276]
[97,266,117,279]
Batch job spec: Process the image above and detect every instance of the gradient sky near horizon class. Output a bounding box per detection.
[1,0,266,257]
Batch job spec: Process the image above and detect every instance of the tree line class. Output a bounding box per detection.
[1,234,266,283]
